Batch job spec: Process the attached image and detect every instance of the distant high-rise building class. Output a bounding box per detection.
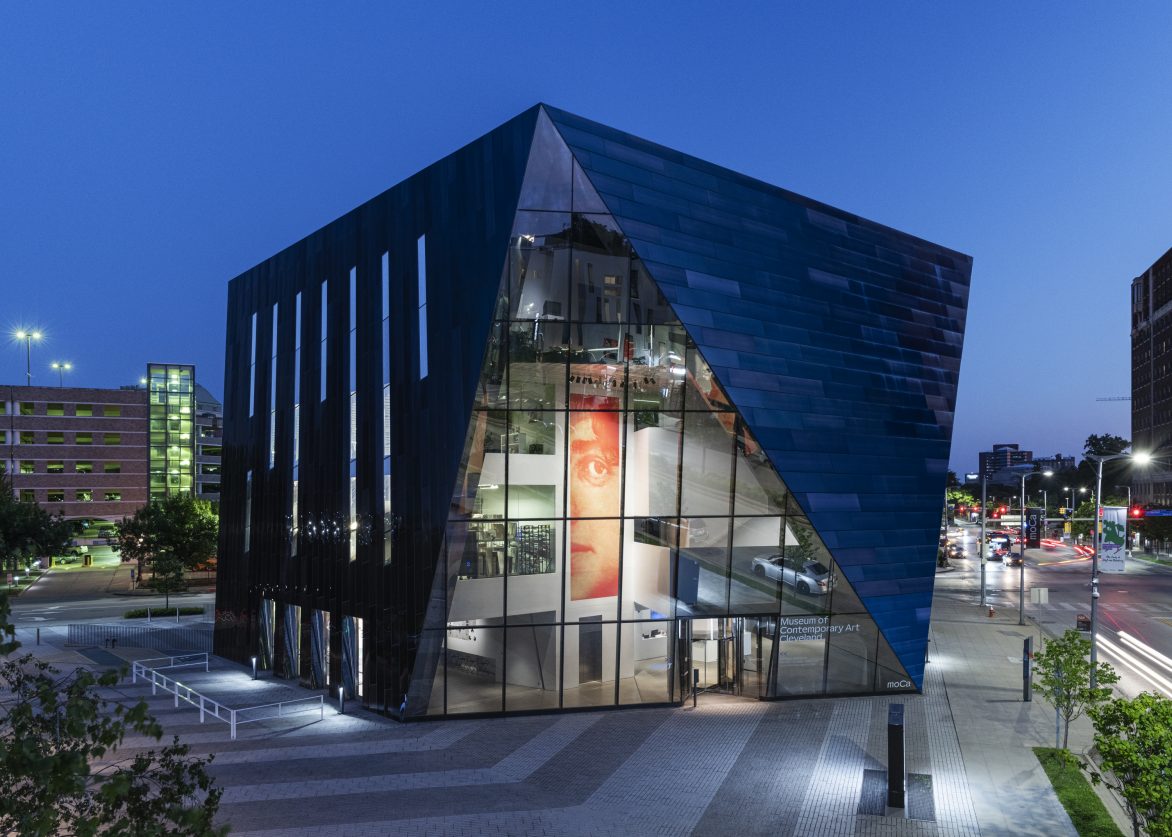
[2,365,215,529]
[1132,246,1172,504]
[1,384,147,522]
[978,443,1032,480]
[1033,453,1075,473]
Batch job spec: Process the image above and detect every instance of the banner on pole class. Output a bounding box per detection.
[1100,506,1127,573]
[1026,507,1043,548]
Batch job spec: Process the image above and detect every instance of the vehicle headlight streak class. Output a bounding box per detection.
[1097,633,1172,696]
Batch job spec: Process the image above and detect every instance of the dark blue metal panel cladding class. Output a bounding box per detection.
[543,105,972,685]
[216,106,538,707]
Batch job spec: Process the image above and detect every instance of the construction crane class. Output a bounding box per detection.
[1096,396,1131,401]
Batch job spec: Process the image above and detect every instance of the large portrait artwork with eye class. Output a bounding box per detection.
[568,393,621,600]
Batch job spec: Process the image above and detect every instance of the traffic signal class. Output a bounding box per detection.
[999,506,1008,515]
[1130,506,1145,518]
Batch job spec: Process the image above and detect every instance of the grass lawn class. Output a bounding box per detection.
[1131,552,1172,567]
[1033,747,1123,837]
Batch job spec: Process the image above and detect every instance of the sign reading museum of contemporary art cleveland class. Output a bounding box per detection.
[776,616,862,641]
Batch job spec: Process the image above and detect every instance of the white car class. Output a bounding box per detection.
[751,553,831,595]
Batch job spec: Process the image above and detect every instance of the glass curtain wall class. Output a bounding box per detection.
[147,364,195,500]
[423,117,898,715]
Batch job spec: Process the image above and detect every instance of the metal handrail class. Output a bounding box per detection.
[132,656,325,739]
[135,652,209,672]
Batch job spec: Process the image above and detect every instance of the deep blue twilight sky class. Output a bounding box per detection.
[3,3,1169,475]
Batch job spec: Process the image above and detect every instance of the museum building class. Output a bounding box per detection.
[214,105,972,718]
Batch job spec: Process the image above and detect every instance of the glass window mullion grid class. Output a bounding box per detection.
[613,341,629,707]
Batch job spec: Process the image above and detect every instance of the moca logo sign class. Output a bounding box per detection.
[886,679,913,689]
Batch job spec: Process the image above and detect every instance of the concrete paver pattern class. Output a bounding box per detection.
[12,587,1126,835]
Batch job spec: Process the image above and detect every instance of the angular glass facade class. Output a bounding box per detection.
[216,105,971,719]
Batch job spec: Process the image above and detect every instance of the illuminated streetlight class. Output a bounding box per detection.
[1016,469,1053,625]
[50,361,72,387]
[14,329,42,386]
[1085,451,1152,685]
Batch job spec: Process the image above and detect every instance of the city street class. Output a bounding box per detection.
[9,563,215,624]
[937,523,1172,698]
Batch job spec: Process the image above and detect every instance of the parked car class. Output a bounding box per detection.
[751,553,831,595]
[681,518,709,545]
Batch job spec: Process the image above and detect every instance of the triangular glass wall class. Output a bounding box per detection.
[417,112,914,716]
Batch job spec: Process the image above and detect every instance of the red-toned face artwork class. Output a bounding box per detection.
[568,394,620,600]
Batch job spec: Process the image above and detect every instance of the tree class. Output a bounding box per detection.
[149,550,189,609]
[1032,629,1119,749]
[119,496,218,606]
[1084,434,1130,458]
[1084,692,1172,837]
[0,594,224,834]
[0,474,72,573]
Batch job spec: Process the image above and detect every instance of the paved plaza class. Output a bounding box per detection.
[14,586,1131,836]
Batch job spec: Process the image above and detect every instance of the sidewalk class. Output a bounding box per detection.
[8,589,1130,835]
[928,590,1129,835]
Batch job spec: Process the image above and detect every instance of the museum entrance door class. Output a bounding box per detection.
[685,617,767,701]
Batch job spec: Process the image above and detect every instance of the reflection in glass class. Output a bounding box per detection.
[443,625,504,714]
[517,110,571,211]
[624,411,681,518]
[684,344,734,412]
[508,320,567,408]
[825,616,878,695]
[618,621,673,704]
[562,621,616,708]
[572,159,609,213]
[730,517,783,614]
[507,410,559,456]
[680,410,734,518]
[770,616,826,697]
[475,320,508,409]
[733,423,787,516]
[621,518,676,621]
[504,623,560,711]
[570,214,630,323]
[509,211,571,320]
[628,257,677,326]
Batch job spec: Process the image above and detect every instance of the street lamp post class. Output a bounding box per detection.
[1018,469,1052,626]
[50,361,72,387]
[980,472,988,606]
[1086,451,1151,686]
[14,329,42,386]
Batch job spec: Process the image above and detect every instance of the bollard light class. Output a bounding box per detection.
[337,685,345,715]
[251,656,258,680]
